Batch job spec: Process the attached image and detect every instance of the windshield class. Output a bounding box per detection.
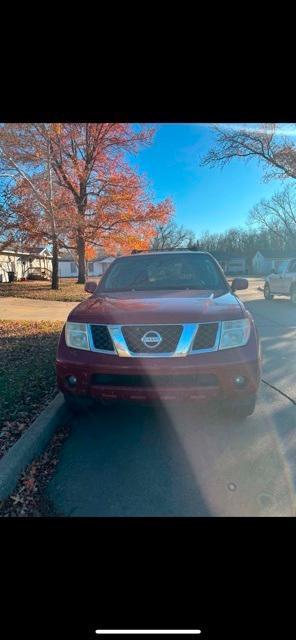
[100,253,228,292]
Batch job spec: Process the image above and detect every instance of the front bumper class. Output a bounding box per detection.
[57,328,261,404]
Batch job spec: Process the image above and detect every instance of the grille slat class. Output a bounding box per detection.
[192,323,219,351]
[90,325,115,352]
[122,325,182,353]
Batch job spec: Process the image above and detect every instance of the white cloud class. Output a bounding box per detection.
[218,123,296,137]
[193,123,296,136]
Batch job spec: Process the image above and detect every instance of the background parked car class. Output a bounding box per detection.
[27,271,51,281]
[264,258,296,304]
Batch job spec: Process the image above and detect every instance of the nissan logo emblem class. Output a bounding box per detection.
[141,330,162,349]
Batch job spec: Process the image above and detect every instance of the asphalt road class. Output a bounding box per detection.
[47,282,296,517]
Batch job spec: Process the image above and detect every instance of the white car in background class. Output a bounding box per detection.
[264,258,296,304]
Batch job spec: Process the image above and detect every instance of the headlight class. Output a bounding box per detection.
[65,322,90,350]
[219,318,251,350]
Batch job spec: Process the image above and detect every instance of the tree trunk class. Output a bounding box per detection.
[77,231,86,284]
[51,238,59,290]
[76,192,87,283]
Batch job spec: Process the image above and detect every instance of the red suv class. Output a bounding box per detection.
[56,251,261,418]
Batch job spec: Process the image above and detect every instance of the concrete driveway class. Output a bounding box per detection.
[46,281,296,517]
[0,296,77,321]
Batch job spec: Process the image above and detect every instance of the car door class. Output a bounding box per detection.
[282,259,296,294]
[268,271,278,294]
[271,260,289,293]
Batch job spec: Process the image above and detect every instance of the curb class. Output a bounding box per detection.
[0,393,70,502]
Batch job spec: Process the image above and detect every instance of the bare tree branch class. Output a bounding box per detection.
[201,124,296,182]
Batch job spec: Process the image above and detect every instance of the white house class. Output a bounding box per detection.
[87,256,115,276]
[58,253,115,278]
[0,246,53,283]
[225,256,246,275]
[212,253,246,275]
[58,253,79,278]
[252,251,294,275]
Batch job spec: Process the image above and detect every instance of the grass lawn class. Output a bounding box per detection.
[0,278,98,302]
[0,320,63,459]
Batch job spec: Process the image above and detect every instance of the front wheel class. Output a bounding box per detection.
[264,283,273,300]
[290,286,296,305]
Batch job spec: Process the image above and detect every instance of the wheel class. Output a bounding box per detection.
[63,393,95,414]
[264,283,273,300]
[290,285,296,305]
[223,394,257,420]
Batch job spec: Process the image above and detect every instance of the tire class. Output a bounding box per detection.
[63,393,95,414]
[223,394,257,420]
[264,283,273,300]
[290,285,296,305]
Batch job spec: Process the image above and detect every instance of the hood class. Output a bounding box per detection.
[68,289,245,325]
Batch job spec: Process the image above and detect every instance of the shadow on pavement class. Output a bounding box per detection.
[47,402,213,517]
[47,389,296,517]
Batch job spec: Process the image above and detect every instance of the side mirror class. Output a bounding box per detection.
[85,281,97,294]
[231,277,248,292]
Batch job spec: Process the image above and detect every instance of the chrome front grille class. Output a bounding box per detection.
[121,325,183,354]
[88,322,221,357]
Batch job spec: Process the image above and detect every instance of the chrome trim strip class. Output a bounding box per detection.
[174,323,199,357]
[108,325,132,357]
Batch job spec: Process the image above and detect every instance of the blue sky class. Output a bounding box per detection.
[129,124,288,236]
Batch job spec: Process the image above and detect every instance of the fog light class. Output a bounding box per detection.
[67,375,77,387]
[234,375,246,386]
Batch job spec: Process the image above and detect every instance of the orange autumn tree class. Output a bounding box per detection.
[85,245,97,261]
[77,158,173,256]
[0,123,76,288]
[33,123,173,283]
[0,123,174,285]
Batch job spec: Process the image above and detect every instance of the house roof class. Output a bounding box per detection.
[0,246,52,258]
[88,256,115,263]
[21,246,46,255]
[58,252,76,262]
[58,254,115,263]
